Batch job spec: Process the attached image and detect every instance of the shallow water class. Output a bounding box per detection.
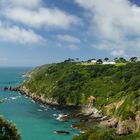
[0,67,78,140]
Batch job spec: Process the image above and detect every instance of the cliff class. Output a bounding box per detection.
[19,61,140,139]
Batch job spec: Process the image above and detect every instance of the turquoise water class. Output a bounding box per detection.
[0,67,78,140]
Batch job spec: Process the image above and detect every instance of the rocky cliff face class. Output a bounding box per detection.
[100,101,140,135]
[17,86,59,106]
[117,120,136,135]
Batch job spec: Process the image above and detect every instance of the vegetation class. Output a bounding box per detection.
[114,57,127,63]
[73,128,118,140]
[0,116,21,140]
[104,58,109,62]
[129,57,138,63]
[96,59,103,64]
[72,128,140,140]
[23,60,140,140]
[24,61,140,109]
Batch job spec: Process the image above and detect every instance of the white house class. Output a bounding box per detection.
[103,61,116,65]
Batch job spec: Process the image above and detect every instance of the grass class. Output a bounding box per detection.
[80,62,96,66]
[81,62,127,67]
[115,63,127,67]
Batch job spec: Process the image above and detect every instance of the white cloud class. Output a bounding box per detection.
[75,0,140,56]
[0,0,82,45]
[0,22,44,44]
[0,0,41,8]
[57,34,80,43]
[1,1,81,29]
[3,7,80,29]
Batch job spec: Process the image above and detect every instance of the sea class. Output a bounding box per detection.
[0,67,78,140]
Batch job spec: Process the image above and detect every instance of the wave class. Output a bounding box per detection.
[4,96,21,101]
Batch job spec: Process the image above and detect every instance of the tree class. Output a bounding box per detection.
[64,58,75,63]
[76,58,79,61]
[96,59,103,64]
[115,57,127,63]
[104,58,109,62]
[0,117,21,140]
[130,57,138,63]
[114,57,118,62]
[87,59,91,63]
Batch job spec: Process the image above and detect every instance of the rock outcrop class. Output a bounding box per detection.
[100,117,138,135]
[116,120,136,135]
[100,118,118,128]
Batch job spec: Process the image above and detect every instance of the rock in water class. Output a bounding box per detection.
[54,130,70,135]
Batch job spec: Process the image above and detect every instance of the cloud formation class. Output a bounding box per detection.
[0,22,44,44]
[0,0,81,45]
[1,0,81,29]
[57,34,80,44]
[0,0,41,8]
[3,8,80,29]
[1,0,140,56]
[75,0,140,56]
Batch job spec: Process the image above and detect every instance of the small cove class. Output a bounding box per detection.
[0,67,79,140]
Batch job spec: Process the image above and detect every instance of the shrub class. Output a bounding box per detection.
[121,111,135,121]
[0,116,21,140]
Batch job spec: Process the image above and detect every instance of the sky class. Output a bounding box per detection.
[0,0,140,66]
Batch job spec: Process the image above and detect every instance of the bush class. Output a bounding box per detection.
[0,116,21,140]
[73,128,117,140]
[121,111,135,121]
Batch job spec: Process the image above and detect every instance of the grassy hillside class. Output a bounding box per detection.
[23,61,140,139]
[24,62,140,112]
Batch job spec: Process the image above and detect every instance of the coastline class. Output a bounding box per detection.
[10,85,82,112]
[8,85,139,137]
[6,70,139,137]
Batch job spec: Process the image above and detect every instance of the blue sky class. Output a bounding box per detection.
[0,0,140,66]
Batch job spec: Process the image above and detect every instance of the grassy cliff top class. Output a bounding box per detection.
[24,61,140,120]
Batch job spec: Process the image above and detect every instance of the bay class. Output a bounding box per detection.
[0,67,78,140]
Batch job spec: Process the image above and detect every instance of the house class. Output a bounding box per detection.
[103,61,116,65]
